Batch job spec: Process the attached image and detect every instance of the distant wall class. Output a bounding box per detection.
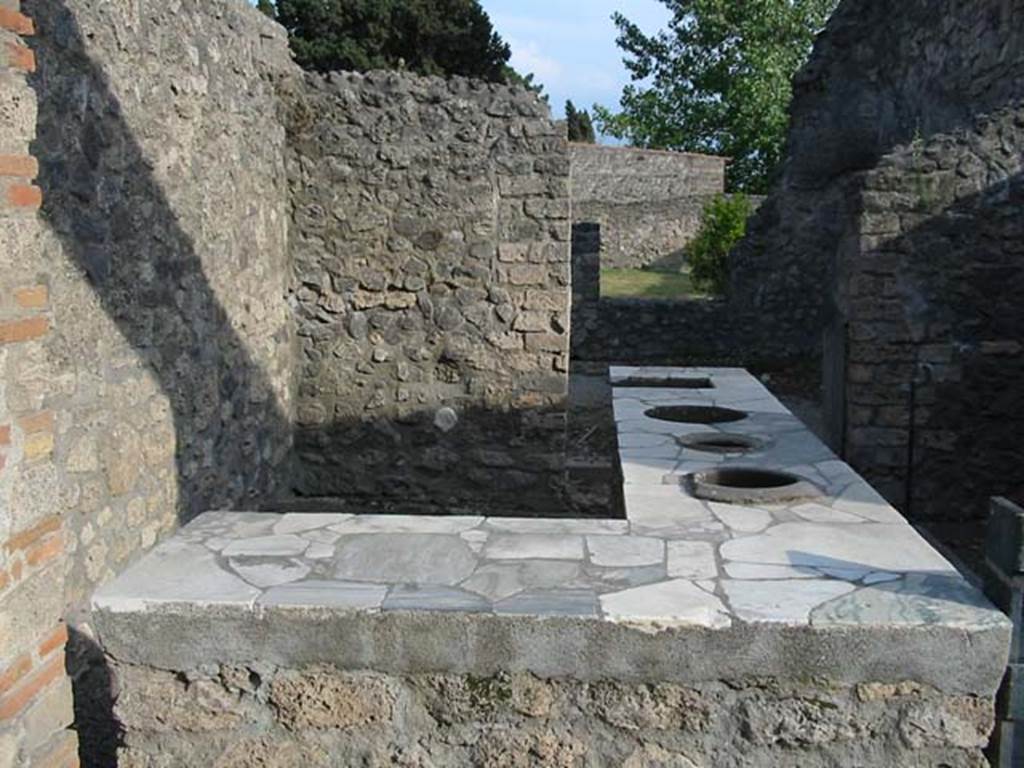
[570,144,726,270]
[287,72,571,515]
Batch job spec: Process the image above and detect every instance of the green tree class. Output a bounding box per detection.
[565,100,596,143]
[505,68,549,103]
[686,194,753,295]
[256,0,276,19]
[275,0,513,82]
[594,0,837,192]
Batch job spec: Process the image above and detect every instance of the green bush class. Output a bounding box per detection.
[686,194,752,295]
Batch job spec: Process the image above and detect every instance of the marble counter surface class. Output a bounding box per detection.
[92,368,1010,694]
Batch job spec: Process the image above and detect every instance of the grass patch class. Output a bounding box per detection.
[600,268,706,300]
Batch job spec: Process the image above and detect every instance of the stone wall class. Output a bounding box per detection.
[109,661,994,767]
[286,71,572,516]
[830,106,1024,519]
[0,0,298,763]
[730,0,1024,363]
[570,144,725,270]
[576,196,712,270]
[574,297,740,365]
[0,4,77,764]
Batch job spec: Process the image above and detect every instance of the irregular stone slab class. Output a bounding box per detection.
[624,486,712,526]
[719,522,957,575]
[383,585,490,613]
[330,515,484,534]
[666,541,718,580]
[484,518,628,535]
[273,513,352,535]
[92,542,260,613]
[483,534,584,561]
[600,579,731,629]
[811,575,1008,628]
[334,534,478,585]
[305,543,336,560]
[588,564,667,590]
[724,563,818,580]
[830,483,904,524]
[229,558,311,588]
[619,457,682,486]
[707,502,773,534]
[722,579,856,624]
[791,503,866,525]
[460,560,583,602]
[587,535,664,567]
[495,589,599,617]
[222,535,309,558]
[259,580,387,610]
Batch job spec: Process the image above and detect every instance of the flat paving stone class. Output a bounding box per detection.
[601,578,732,629]
[460,560,583,602]
[93,542,260,612]
[384,585,491,613]
[221,535,309,557]
[719,522,957,575]
[722,579,857,624]
[229,558,311,588]
[334,534,478,585]
[494,589,599,617]
[483,534,584,560]
[666,541,718,580]
[259,580,387,610]
[811,574,1010,628]
[587,535,664,567]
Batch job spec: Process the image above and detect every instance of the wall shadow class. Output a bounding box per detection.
[826,165,1024,523]
[29,0,293,527]
[27,2,293,764]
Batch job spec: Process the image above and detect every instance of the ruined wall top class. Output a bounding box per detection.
[784,0,1024,187]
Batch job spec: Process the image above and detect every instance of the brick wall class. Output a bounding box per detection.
[0,4,78,766]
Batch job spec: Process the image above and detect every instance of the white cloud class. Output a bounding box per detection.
[508,37,564,85]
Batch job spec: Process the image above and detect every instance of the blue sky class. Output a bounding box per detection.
[480,0,671,125]
[253,0,672,133]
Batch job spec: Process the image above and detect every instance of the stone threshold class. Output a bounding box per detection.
[92,368,1010,697]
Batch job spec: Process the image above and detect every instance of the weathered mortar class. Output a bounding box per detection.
[285,70,572,516]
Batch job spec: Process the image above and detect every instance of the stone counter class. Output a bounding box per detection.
[92,369,1009,766]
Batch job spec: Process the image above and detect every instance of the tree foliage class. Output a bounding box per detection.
[594,0,837,193]
[565,100,596,143]
[686,194,753,295]
[505,68,549,103]
[257,0,276,19]
[275,0,513,82]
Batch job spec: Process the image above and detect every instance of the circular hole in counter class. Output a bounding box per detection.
[685,467,823,505]
[645,405,748,424]
[617,377,714,389]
